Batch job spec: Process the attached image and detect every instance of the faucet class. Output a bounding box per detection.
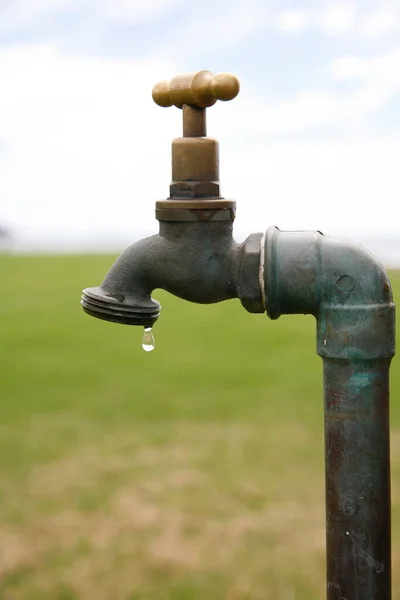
[81,71,396,600]
[81,70,261,330]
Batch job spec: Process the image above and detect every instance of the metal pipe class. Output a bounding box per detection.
[324,357,391,600]
[263,226,395,599]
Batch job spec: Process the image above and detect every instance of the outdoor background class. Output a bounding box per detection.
[1,1,400,599]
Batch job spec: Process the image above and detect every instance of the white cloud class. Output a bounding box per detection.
[274,2,400,40]
[358,7,400,39]
[0,0,75,28]
[275,2,360,37]
[317,1,356,34]
[3,0,71,14]
[233,45,399,138]
[0,0,181,30]
[157,1,269,60]
[211,76,391,138]
[100,0,182,23]
[275,9,309,33]
[332,46,400,89]
[0,45,180,232]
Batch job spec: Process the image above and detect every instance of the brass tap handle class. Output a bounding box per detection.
[152,70,240,109]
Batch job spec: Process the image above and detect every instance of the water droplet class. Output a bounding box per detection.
[142,327,155,352]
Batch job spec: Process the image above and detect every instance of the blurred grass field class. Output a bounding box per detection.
[1,254,400,600]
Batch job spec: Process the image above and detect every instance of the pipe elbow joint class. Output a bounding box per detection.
[263,226,395,360]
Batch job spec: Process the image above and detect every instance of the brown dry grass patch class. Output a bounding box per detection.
[0,423,327,599]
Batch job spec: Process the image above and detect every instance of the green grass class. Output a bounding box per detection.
[1,254,399,599]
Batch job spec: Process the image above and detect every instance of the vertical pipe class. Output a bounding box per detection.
[264,228,395,599]
[324,357,391,600]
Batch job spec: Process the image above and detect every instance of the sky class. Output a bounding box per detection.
[0,0,399,251]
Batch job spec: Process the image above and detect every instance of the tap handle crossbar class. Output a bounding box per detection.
[152,70,240,109]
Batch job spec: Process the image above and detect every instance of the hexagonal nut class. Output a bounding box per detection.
[237,233,265,313]
[169,180,220,198]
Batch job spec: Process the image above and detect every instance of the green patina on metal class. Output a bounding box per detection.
[264,226,395,600]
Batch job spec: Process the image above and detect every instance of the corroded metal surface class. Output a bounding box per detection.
[262,226,395,600]
[324,357,391,600]
[81,221,264,327]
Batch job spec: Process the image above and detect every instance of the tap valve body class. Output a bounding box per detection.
[152,70,240,222]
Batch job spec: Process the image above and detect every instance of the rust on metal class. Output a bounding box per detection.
[263,226,395,600]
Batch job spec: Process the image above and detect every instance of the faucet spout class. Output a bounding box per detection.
[81,233,162,328]
[81,220,264,328]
